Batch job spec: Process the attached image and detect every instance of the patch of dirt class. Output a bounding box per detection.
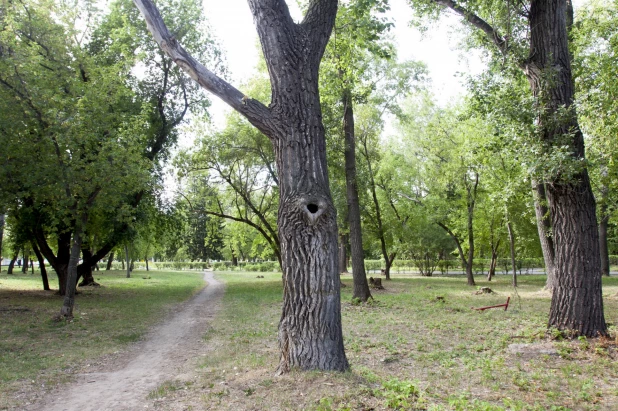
[22,271,223,411]
[507,342,558,359]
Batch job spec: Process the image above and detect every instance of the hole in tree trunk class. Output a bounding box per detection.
[307,203,319,214]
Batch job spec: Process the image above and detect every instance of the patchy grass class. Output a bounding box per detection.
[0,269,204,409]
[171,272,618,411]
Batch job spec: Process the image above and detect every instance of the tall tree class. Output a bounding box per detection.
[133,0,348,372]
[411,0,607,336]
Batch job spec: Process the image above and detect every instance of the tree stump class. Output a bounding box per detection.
[475,287,494,295]
[369,277,384,290]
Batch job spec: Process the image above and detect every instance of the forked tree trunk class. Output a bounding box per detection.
[526,0,606,336]
[343,90,371,302]
[438,222,475,286]
[532,181,556,289]
[133,0,348,373]
[79,248,99,286]
[31,242,50,291]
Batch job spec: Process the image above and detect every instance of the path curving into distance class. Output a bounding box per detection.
[28,271,224,411]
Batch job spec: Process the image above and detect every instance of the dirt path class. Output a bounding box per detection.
[27,271,223,411]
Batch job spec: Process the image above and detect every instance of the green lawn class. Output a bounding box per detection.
[0,269,204,408]
[184,272,618,411]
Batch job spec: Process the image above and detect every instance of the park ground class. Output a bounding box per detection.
[1,269,618,410]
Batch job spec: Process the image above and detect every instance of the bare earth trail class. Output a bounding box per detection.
[27,271,224,411]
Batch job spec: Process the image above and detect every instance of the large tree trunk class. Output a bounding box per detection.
[343,90,371,302]
[532,181,556,289]
[527,0,606,337]
[31,242,50,291]
[133,0,348,374]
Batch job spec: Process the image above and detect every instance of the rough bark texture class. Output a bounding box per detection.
[133,0,348,372]
[31,242,50,291]
[343,90,371,302]
[532,181,556,289]
[526,0,606,336]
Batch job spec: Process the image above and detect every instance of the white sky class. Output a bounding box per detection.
[195,0,586,135]
[200,0,487,131]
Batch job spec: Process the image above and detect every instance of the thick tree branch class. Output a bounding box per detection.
[433,0,508,55]
[132,0,274,137]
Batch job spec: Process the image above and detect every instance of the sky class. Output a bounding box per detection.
[199,0,486,131]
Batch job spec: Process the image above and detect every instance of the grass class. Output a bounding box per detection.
[180,272,618,410]
[0,269,205,409]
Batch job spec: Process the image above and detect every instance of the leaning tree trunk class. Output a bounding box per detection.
[7,249,18,274]
[532,180,556,290]
[133,0,348,373]
[31,242,50,291]
[527,0,606,337]
[488,239,500,281]
[343,90,371,302]
[106,251,114,270]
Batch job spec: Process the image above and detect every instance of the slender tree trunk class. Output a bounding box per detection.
[438,222,474,285]
[106,251,114,270]
[527,0,606,336]
[7,248,19,274]
[343,90,371,302]
[488,239,500,281]
[338,233,348,274]
[507,221,517,287]
[125,244,130,278]
[31,242,50,291]
[59,216,87,320]
[145,256,149,271]
[0,212,4,272]
[22,251,29,274]
[532,180,556,289]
